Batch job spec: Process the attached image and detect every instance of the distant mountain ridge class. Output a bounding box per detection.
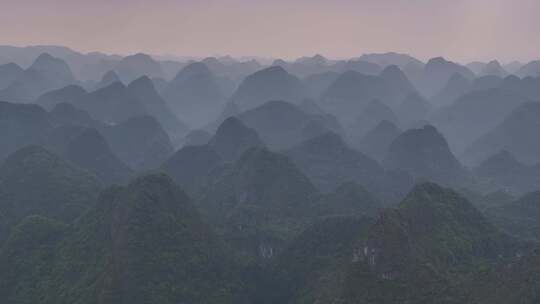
[230,66,308,110]
[0,53,78,102]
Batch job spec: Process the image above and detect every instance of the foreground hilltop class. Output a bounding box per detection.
[0,174,251,304]
[1,173,537,303]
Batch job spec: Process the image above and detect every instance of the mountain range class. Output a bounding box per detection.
[2,45,540,302]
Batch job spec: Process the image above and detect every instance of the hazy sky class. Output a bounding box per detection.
[1,0,539,63]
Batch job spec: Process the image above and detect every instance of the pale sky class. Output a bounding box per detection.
[1,0,539,63]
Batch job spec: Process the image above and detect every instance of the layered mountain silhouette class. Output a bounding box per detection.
[201,56,262,82]
[339,59,382,75]
[64,81,148,124]
[516,60,540,77]
[198,147,317,220]
[431,73,507,107]
[151,76,168,94]
[163,117,265,195]
[162,62,225,127]
[236,100,342,149]
[2,45,540,302]
[113,53,165,82]
[359,52,424,68]
[396,92,432,126]
[503,61,523,74]
[100,115,174,170]
[29,53,76,84]
[497,75,540,101]
[384,125,469,186]
[0,100,174,174]
[61,127,133,184]
[93,69,121,90]
[320,68,411,124]
[351,99,399,137]
[417,57,475,97]
[480,60,507,77]
[0,53,77,102]
[161,144,223,196]
[35,84,87,110]
[0,101,53,160]
[48,102,97,127]
[357,120,401,161]
[230,66,308,110]
[464,102,540,165]
[469,75,504,92]
[0,45,121,80]
[431,88,530,153]
[182,129,212,147]
[271,54,331,77]
[40,124,133,185]
[196,147,318,259]
[206,101,241,132]
[36,78,188,142]
[208,116,265,162]
[302,71,340,98]
[380,65,417,102]
[467,60,507,77]
[0,63,23,90]
[298,98,327,115]
[285,132,384,193]
[474,150,540,194]
[430,72,471,106]
[0,146,101,243]
[126,76,188,144]
[320,71,392,123]
[467,61,487,75]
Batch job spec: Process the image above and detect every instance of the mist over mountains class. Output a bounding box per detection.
[1,45,540,303]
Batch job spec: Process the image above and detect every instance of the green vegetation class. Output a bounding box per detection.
[0,174,250,304]
[1,167,539,303]
[0,145,102,244]
[486,191,540,240]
